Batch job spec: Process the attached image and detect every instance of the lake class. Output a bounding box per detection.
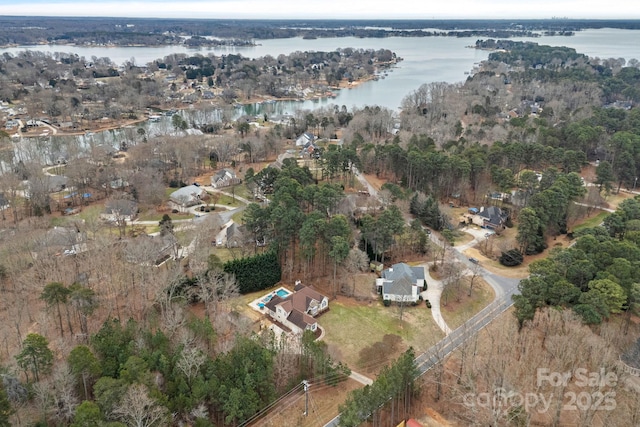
[2,29,640,113]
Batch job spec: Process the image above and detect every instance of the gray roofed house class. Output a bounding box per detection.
[225,223,250,248]
[101,199,138,222]
[299,139,321,158]
[472,206,508,230]
[295,132,315,147]
[376,263,426,303]
[211,168,241,189]
[48,175,69,192]
[35,225,88,258]
[169,184,205,207]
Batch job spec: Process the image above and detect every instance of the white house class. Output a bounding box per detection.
[264,283,329,334]
[169,185,205,207]
[295,132,315,147]
[376,263,426,303]
[211,168,241,189]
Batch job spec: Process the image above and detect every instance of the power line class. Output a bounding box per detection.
[239,382,305,427]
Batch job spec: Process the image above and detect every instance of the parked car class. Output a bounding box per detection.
[468,257,479,264]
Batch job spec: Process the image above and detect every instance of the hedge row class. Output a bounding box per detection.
[224,251,282,294]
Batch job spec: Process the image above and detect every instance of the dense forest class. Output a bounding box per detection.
[514,196,640,326]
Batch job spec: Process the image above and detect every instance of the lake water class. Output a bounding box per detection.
[3,28,640,112]
[3,28,640,165]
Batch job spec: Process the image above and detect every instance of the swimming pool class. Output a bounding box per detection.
[260,288,291,304]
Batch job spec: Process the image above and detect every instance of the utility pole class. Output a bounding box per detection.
[302,380,309,416]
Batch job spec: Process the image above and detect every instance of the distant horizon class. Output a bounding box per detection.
[0,0,638,20]
[3,16,640,22]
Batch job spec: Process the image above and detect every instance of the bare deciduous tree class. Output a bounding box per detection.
[112,383,169,427]
[176,346,206,387]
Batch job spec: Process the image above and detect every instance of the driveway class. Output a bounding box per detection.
[455,225,494,252]
[417,262,452,335]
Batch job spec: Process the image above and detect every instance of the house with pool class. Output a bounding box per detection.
[263,282,329,335]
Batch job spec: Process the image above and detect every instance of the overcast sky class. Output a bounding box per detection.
[0,0,638,20]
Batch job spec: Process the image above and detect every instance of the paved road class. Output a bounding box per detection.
[323,181,522,427]
[324,281,520,427]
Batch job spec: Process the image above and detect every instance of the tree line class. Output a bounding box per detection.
[514,196,640,327]
[1,311,349,426]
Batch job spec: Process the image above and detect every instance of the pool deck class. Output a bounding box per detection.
[248,286,292,312]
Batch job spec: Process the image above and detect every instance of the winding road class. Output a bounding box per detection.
[323,176,522,427]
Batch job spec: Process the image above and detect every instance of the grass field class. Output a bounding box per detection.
[572,211,609,232]
[205,192,244,208]
[138,212,195,222]
[320,299,444,373]
[231,210,245,224]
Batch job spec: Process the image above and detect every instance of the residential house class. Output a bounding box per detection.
[471,206,508,230]
[123,234,178,267]
[376,263,426,303]
[169,184,205,207]
[211,168,241,189]
[264,282,329,334]
[45,175,69,193]
[225,223,250,248]
[35,225,88,258]
[295,132,315,147]
[299,139,321,158]
[101,199,138,223]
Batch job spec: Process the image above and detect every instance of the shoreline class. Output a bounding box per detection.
[233,73,380,108]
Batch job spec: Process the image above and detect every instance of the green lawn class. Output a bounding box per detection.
[320,299,445,370]
[208,193,243,208]
[138,212,194,222]
[229,184,252,200]
[165,187,176,198]
[76,205,103,221]
[50,204,103,227]
[231,210,245,224]
[572,211,609,232]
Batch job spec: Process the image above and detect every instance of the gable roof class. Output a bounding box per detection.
[295,132,315,146]
[170,185,204,202]
[264,294,284,313]
[383,275,414,296]
[287,310,317,331]
[104,199,138,216]
[382,263,425,283]
[478,206,506,225]
[213,168,236,182]
[265,285,327,315]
